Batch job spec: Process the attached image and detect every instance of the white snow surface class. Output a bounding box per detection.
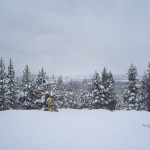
[0,109,150,150]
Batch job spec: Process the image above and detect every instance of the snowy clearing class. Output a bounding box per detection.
[0,109,150,150]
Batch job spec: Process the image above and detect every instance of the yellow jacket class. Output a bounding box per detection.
[47,98,53,111]
[47,98,53,106]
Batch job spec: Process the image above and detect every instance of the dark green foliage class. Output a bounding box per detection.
[123,64,140,110]
[2,57,149,112]
[0,58,7,110]
[79,79,91,109]
[141,63,150,111]
[36,68,47,99]
[91,71,105,109]
[101,68,116,110]
[52,76,66,108]
[6,58,18,109]
[19,65,37,109]
[105,71,117,110]
[36,68,46,85]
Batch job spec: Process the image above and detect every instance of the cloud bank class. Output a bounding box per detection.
[0,0,150,76]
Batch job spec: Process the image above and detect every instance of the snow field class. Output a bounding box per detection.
[0,109,150,150]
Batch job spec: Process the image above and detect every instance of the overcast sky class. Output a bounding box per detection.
[0,0,150,76]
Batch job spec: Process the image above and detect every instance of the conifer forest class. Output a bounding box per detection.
[0,57,150,111]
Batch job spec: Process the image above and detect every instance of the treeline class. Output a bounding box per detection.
[0,57,150,111]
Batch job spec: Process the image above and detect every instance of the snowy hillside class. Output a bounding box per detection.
[0,109,150,150]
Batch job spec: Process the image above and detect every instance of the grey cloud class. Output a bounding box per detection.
[0,0,150,76]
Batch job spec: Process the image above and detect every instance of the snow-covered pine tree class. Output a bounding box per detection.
[79,79,91,109]
[52,75,66,108]
[123,64,140,110]
[6,58,18,109]
[115,94,124,110]
[106,72,117,110]
[7,59,15,92]
[141,63,150,111]
[101,67,109,107]
[69,86,77,109]
[91,71,104,109]
[34,68,48,110]
[0,58,7,110]
[61,83,69,109]
[101,68,116,110]
[101,68,109,89]
[75,89,82,109]
[19,65,36,109]
[36,68,47,100]
[22,65,32,85]
[36,68,46,86]
[63,81,77,109]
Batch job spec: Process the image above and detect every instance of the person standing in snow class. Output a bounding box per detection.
[45,83,58,112]
[46,84,54,111]
[47,96,53,111]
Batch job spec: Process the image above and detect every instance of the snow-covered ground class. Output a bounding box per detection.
[0,109,150,150]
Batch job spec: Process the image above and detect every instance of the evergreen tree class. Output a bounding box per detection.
[123,64,140,110]
[79,79,91,109]
[7,59,15,92]
[33,68,48,110]
[102,68,109,90]
[141,63,150,111]
[0,58,7,110]
[101,67,109,106]
[19,65,36,109]
[67,82,77,109]
[36,68,47,99]
[22,65,32,85]
[101,68,116,110]
[106,72,117,110]
[62,81,77,109]
[36,68,46,85]
[6,58,18,109]
[115,94,124,110]
[91,71,105,109]
[52,76,66,108]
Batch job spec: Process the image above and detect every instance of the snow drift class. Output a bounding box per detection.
[0,109,150,150]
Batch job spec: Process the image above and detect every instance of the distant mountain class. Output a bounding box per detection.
[62,74,142,83]
[15,74,143,84]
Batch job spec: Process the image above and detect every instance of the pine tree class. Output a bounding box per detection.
[19,65,36,109]
[33,68,48,110]
[62,81,77,109]
[0,58,7,110]
[106,72,116,110]
[22,65,32,85]
[141,63,150,111]
[101,68,116,110]
[115,94,124,110]
[36,68,46,85]
[6,58,18,109]
[79,79,91,109]
[91,71,105,109]
[7,59,15,92]
[102,68,109,90]
[123,64,140,110]
[101,67,109,107]
[52,76,66,108]
[67,82,77,109]
[36,68,47,99]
